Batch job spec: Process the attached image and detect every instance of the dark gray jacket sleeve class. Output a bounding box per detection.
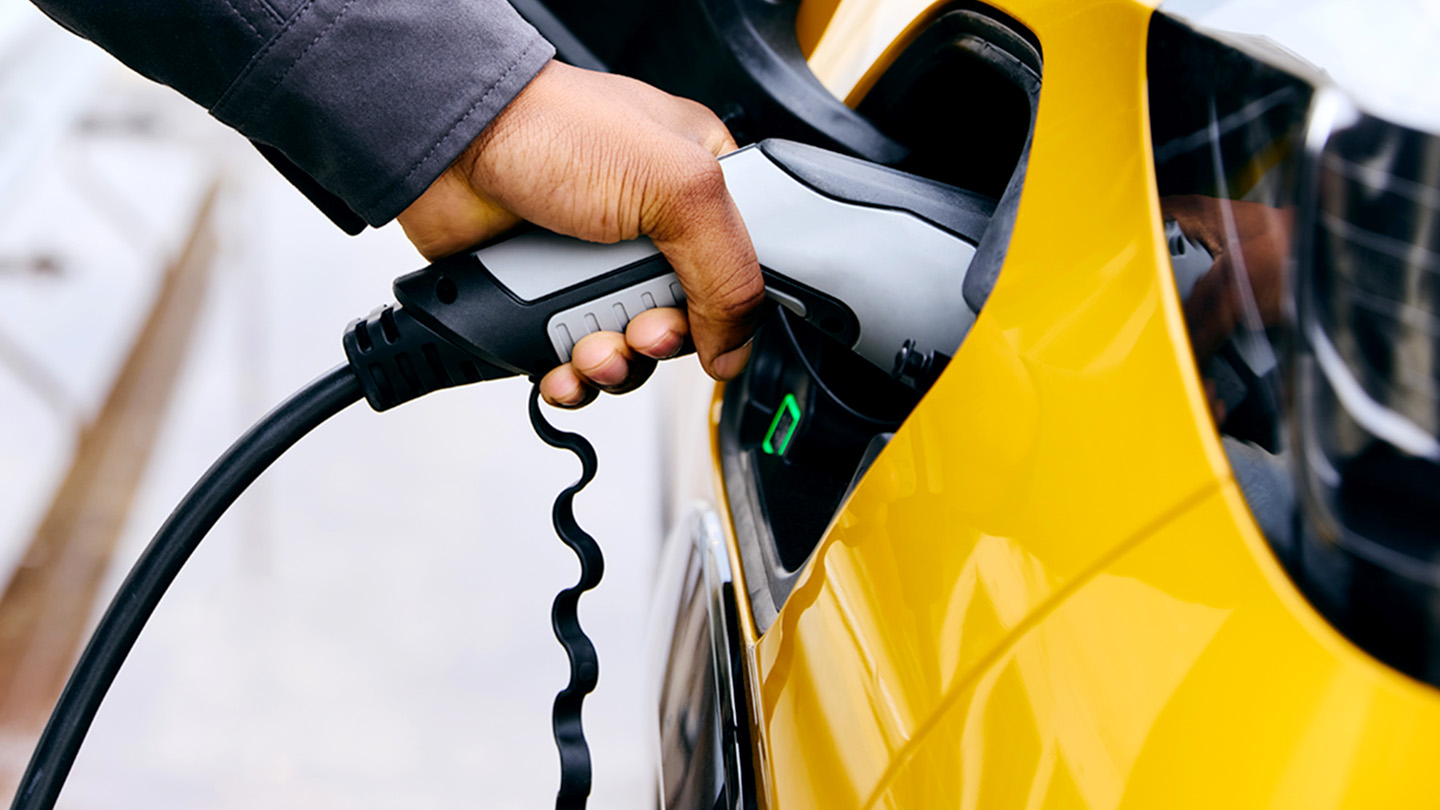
[30,0,555,226]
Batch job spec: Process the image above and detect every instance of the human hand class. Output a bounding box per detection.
[397,60,764,407]
[1162,195,1293,364]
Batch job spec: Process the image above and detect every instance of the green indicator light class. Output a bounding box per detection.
[762,393,801,456]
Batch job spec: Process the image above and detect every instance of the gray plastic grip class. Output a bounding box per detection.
[544,276,811,363]
[1165,217,1275,378]
[479,232,661,302]
[722,147,976,372]
[1166,218,1213,302]
[546,273,687,360]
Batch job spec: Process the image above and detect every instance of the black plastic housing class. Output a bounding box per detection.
[389,240,866,382]
[342,303,513,412]
[392,250,677,377]
[530,0,906,164]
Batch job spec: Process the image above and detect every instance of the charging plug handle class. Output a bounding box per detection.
[345,138,994,413]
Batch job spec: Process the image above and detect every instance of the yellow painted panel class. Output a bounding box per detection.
[747,0,1243,807]
[803,0,1163,104]
[873,486,1440,808]
[730,0,1440,807]
[804,0,948,103]
[796,0,844,58]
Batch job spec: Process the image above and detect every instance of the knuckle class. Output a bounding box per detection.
[641,145,729,239]
[668,150,728,207]
[704,268,766,323]
[685,101,732,141]
[680,96,719,122]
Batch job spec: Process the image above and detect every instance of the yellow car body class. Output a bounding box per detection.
[691,1,1440,807]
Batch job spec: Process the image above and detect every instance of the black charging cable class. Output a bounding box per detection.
[10,365,363,810]
[528,385,603,810]
[12,304,610,810]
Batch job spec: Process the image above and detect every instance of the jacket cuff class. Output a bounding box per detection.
[211,0,555,226]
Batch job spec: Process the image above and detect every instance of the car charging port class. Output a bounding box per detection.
[716,1,1042,630]
[721,305,919,603]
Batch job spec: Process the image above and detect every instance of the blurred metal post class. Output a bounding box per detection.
[0,181,219,788]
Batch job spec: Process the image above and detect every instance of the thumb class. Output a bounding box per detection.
[646,155,765,380]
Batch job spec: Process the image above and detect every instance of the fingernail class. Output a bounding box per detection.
[547,379,587,408]
[577,349,627,387]
[644,330,684,359]
[711,342,752,381]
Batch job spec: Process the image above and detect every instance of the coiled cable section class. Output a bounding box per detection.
[527,384,603,810]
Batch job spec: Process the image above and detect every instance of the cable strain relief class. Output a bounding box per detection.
[342,303,508,411]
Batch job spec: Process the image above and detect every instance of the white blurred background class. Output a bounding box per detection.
[0,2,705,806]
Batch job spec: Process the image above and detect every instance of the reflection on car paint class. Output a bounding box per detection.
[1152,11,1440,685]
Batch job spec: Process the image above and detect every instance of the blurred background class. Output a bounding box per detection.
[0,1,695,806]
